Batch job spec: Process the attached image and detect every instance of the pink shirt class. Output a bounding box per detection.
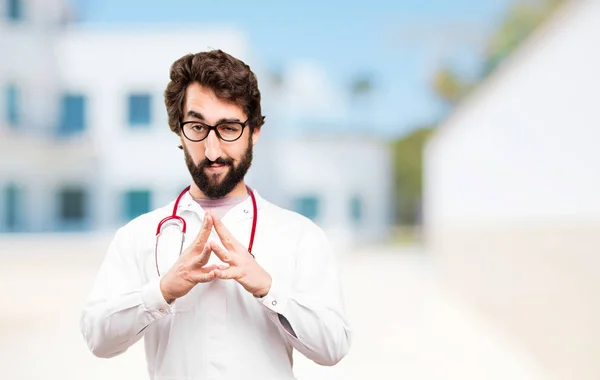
[194,194,249,220]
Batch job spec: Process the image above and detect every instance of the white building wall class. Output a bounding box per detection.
[0,0,79,232]
[425,0,600,228]
[0,0,72,135]
[424,2,600,379]
[273,137,392,247]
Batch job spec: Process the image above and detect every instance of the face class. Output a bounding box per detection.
[181,83,260,199]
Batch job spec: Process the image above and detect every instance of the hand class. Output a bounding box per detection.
[209,216,272,297]
[160,211,220,303]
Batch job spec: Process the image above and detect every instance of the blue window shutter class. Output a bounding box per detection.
[59,94,86,135]
[7,0,23,21]
[4,184,20,231]
[128,94,152,127]
[57,187,88,231]
[6,85,19,127]
[350,195,363,223]
[124,190,151,220]
[294,196,320,220]
[59,188,86,221]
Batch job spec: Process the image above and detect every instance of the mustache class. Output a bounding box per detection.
[199,157,234,167]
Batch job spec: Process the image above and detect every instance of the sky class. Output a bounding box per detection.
[72,0,517,139]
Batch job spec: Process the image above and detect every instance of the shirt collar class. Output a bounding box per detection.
[176,188,264,221]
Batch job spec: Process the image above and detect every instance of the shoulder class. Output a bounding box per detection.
[103,201,175,258]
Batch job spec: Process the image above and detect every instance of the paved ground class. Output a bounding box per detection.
[0,234,549,379]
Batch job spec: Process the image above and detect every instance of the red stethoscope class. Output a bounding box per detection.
[154,185,258,276]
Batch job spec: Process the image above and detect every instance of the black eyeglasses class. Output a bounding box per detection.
[180,119,250,142]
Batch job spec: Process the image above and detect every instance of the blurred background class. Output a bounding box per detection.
[1,0,598,379]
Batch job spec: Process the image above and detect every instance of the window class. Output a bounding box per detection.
[58,94,86,135]
[4,184,20,231]
[124,190,151,221]
[7,0,22,21]
[5,84,19,127]
[350,195,363,224]
[59,188,86,222]
[294,195,320,220]
[128,94,152,127]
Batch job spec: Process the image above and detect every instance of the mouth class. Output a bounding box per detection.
[204,164,228,175]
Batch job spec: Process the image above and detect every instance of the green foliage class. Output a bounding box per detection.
[483,0,566,75]
[391,126,435,224]
[431,66,473,106]
[432,0,566,105]
[349,74,375,101]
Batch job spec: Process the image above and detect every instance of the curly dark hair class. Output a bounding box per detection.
[164,49,265,135]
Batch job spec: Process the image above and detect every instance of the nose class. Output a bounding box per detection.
[204,130,223,162]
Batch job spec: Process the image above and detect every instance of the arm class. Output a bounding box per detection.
[80,226,171,358]
[81,213,218,358]
[256,224,352,366]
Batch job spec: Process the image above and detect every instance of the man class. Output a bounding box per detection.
[80,49,351,380]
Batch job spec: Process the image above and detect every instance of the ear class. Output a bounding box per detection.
[178,135,185,150]
[251,127,261,146]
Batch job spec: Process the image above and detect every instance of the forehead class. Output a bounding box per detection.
[183,82,246,123]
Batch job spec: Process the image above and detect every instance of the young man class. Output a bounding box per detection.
[80,49,351,379]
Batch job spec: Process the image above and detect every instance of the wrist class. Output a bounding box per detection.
[159,277,176,304]
[253,274,272,298]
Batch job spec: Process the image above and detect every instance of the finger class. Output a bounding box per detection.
[214,267,241,280]
[195,243,212,266]
[194,211,214,247]
[212,216,243,251]
[209,241,234,264]
[190,268,217,283]
[199,264,219,272]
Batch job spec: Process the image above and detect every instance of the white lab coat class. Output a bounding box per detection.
[80,190,352,380]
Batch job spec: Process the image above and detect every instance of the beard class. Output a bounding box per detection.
[183,139,253,199]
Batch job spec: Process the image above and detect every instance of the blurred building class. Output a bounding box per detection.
[0,0,391,245]
[253,135,392,247]
[424,1,600,379]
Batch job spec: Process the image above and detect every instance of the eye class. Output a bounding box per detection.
[190,123,208,132]
[219,123,241,132]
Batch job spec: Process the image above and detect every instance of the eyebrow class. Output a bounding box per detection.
[185,110,242,125]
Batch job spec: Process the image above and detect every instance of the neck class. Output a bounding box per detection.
[189,180,248,200]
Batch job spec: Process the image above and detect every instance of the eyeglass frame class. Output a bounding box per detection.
[179,118,251,142]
